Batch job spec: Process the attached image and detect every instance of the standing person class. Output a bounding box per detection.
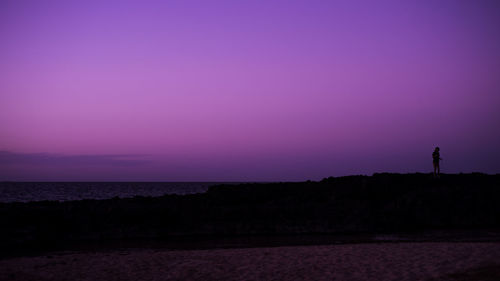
[432,147,442,178]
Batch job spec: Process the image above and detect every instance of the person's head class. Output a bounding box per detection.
[435,147,440,151]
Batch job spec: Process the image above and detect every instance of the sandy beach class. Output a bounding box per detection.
[1,242,499,281]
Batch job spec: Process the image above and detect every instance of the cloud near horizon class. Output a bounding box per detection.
[0,151,149,167]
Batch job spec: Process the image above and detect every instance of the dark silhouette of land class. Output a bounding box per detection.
[1,173,499,257]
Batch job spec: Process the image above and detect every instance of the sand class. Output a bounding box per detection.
[1,242,500,281]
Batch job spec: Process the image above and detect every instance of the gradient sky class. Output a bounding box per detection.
[1,0,500,181]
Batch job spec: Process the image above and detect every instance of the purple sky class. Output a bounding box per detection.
[1,0,500,181]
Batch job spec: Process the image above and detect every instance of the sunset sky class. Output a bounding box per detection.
[1,0,499,181]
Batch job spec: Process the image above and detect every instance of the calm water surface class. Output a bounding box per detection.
[0,182,234,202]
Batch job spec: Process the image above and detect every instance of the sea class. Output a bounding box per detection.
[0,182,235,203]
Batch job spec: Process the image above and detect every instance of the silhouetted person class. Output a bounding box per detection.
[433,147,442,178]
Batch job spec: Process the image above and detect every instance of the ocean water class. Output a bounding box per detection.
[0,182,228,203]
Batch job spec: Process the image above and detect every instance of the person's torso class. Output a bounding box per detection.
[433,151,440,161]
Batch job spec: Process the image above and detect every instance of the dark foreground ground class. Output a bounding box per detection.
[1,173,499,257]
[2,242,500,281]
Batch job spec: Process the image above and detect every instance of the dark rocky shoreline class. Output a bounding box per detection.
[1,173,499,256]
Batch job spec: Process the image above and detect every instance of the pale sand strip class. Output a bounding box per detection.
[1,242,499,281]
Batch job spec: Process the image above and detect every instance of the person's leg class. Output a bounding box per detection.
[437,163,440,176]
[433,162,437,177]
